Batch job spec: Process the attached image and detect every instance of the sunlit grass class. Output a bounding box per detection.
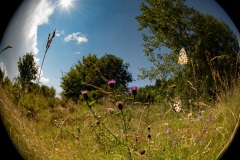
[0,84,239,160]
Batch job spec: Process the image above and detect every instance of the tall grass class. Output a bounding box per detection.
[0,80,239,159]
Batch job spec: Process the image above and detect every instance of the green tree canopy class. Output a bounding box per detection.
[17,53,38,87]
[40,85,56,98]
[60,53,133,101]
[136,0,239,101]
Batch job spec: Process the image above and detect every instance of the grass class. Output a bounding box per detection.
[0,84,240,160]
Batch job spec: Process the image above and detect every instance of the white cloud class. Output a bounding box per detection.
[0,0,56,80]
[25,0,55,56]
[56,30,64,37]
[76,51,81,54]
[64,32,88,44]
[40,76,50,83]
[37,68,49,84]
[34,57,40,64]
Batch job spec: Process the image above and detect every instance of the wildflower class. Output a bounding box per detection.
[116,101,124,110]
[130,86,138,96]
[197,111,202,121]
[147,133,151,139]
[147,125,151,131]
[108,79,116,89]
[166,129,171,134]
[139,149,145,155]
[81,90,88,100]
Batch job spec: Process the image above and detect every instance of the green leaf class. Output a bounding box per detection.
[134,102,142,105]
[89,100,96,106]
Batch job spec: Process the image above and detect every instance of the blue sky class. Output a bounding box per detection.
[0,0,239,97]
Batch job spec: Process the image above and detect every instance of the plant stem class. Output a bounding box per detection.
[86,100,120,143]
[120,109,132,159]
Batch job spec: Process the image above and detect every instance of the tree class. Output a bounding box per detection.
[17,53,38,89]
[98,54,133,89]
[40,85,56,98]
[136,0,239,101]
[60,53,133,101]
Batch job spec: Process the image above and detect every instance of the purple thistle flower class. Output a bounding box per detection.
[81,90,88,94]
[81,90,88,100]
[130,86,138,96]
[147,133,151,139]
[147,125,151,131]
[108,79,116,88]
[116,101,124,110]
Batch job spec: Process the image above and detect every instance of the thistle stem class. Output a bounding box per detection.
[86,100,120,143]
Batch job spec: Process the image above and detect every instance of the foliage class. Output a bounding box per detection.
[17,52,38,89]
[27,82,40,94]
[1,81,240,159]
[134,85,155,104]
[98,54,133,89]
[40,84,56,98]
[136,0,239,101]
[60,53,133,101]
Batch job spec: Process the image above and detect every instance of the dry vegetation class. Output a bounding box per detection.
[0,80,239,160]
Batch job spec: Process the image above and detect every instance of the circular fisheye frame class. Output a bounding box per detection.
[0,1,239,160]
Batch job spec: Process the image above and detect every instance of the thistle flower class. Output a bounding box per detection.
[130,86,138,96]
[116,101,124,110]
[139,149,145,155]
[108,79,116,89]
[81,90,88,100]
[147,133,151,139]
[147,125,151,131]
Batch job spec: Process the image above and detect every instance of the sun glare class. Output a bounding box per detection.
[59,0,73,10]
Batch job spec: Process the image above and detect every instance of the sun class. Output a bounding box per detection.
[59,0,74,11]
[60,0,72,8]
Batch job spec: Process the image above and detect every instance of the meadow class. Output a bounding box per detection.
[0,79,239,160]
